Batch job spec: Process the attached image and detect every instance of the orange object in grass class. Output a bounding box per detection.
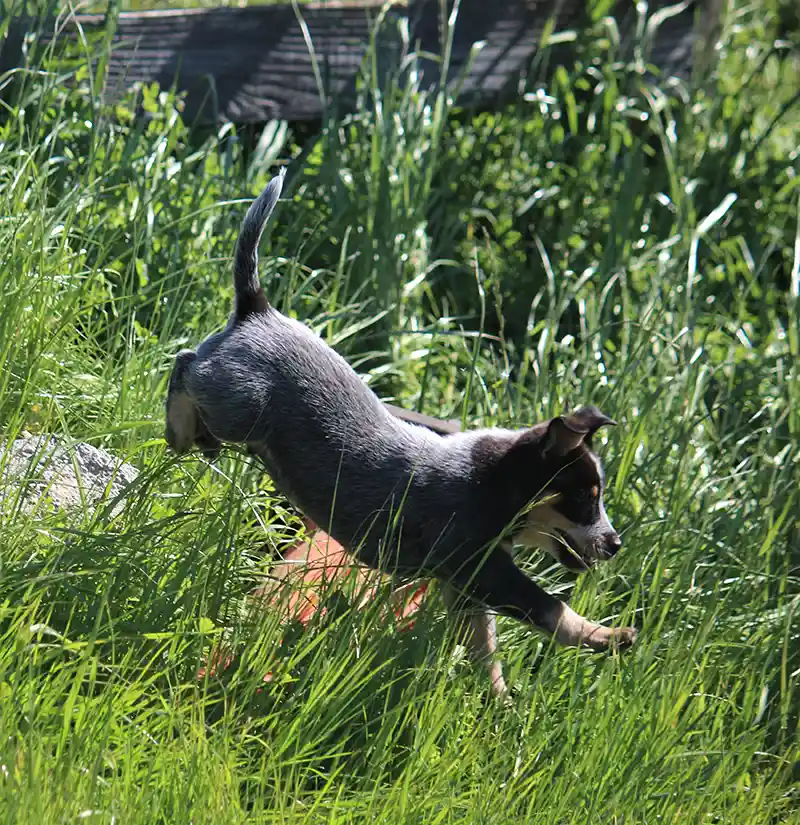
[198,519,429,683]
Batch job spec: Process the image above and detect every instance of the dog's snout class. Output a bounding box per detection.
[604,534,622,558]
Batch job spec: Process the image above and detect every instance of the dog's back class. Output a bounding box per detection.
[186,306,509,574]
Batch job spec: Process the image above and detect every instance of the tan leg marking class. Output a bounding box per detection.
[443,584,508,698]
[554,602,638,650]
[166,390,199,454]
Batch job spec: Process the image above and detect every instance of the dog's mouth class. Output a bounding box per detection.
[554,530,594,572]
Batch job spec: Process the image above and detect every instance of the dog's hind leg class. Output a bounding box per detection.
[165,350,222,458]
[442,584,507,698]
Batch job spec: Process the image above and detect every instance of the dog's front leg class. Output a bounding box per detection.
[549,603,638,650]
[442,584,508,698]
[455,548,637,652]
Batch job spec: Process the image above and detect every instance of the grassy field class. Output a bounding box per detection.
[0,1,799,823]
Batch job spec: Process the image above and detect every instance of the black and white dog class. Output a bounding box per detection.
[165,170,637,696]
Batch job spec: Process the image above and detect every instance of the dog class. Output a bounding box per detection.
[165,169,637,696]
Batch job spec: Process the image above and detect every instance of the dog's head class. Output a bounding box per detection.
[165,349,221,459]
[504,406,622,571]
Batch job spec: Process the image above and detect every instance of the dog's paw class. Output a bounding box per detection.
[582,624,638,652]
[490,674,511,703]
[607,626,638,649]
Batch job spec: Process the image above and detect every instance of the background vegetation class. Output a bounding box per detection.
[0,0,798,822]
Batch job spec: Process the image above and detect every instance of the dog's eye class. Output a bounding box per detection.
[590,485,599,499]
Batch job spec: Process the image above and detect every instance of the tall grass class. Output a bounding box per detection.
[0,1,798,822]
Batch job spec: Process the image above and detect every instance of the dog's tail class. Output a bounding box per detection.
[233,168,286,320]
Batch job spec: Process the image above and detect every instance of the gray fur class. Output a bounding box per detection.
[165,172,638,695]
[182,308,514,574]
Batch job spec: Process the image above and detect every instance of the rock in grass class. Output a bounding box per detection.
[0,434,138,514]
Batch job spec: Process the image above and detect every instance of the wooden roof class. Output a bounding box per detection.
[1,1,710,123]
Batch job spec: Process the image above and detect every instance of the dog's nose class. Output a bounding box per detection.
[605,534,622,557]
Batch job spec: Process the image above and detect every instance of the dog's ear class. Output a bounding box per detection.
[543,417,587,456]
[564,405,616,435]
[544,406,616,456]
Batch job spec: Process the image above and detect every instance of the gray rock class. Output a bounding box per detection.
[1,434,139,514]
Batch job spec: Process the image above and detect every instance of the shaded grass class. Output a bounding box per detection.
[0,1,798,822]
